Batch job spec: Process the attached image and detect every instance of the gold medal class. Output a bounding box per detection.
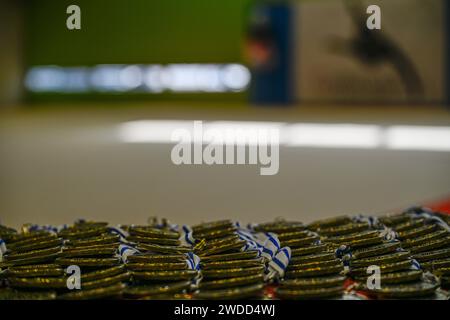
[412,248,450,262]
[281,275,345,289]
[126,262,188,271]
[285,264,343,278]
[8,276,67,289]
[200,251,259,263]
[193,283,264,300]
[131,270,198,281]
[56,257,120,267]
[351,242,401,259]
[127,254,186,264]
[202,266,265,279]
[350,252,411,268]
[291,244,328,257]
[124,280,192,298]
[82,272,130,290]
[409,237,450,254]
[276,286,343,299]
[308,216,352,230]
[58,283,125,300]
[128,226,179,239]
[82,265,126,282]
[401,230,448,248]
[201,258,264,270]
[199,273,264,290]
[137,243,191,255]
[66,234,120,247]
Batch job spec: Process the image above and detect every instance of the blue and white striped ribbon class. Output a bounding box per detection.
[0,238,6,262]
[185,252,201,271]
[237,228,281,260]
[0,239,6,254]
[27,224,68,234]
[235,224,291,280]
[108,226,130,243]
[267,247,291,280]
[405,207,450,232]
[380,227,398,241]
[352,214,381,229]
[411,259,421,270]
[179,225,196,246]
[117,244,140,263]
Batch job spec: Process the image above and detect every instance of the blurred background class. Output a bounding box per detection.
[0,0,449,228]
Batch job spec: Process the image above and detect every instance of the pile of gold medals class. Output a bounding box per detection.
[0,207,449,300]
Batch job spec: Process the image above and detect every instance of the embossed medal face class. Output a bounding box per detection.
[193,283,264,300]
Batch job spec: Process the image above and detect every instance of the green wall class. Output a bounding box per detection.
[25,0,252,66]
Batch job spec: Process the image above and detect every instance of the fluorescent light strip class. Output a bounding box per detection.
[25,64,251,93]
[385,126,450,151]
[117,120,450,152]
[284,123,382,148]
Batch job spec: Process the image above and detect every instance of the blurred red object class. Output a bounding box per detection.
[428,197,450,214]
